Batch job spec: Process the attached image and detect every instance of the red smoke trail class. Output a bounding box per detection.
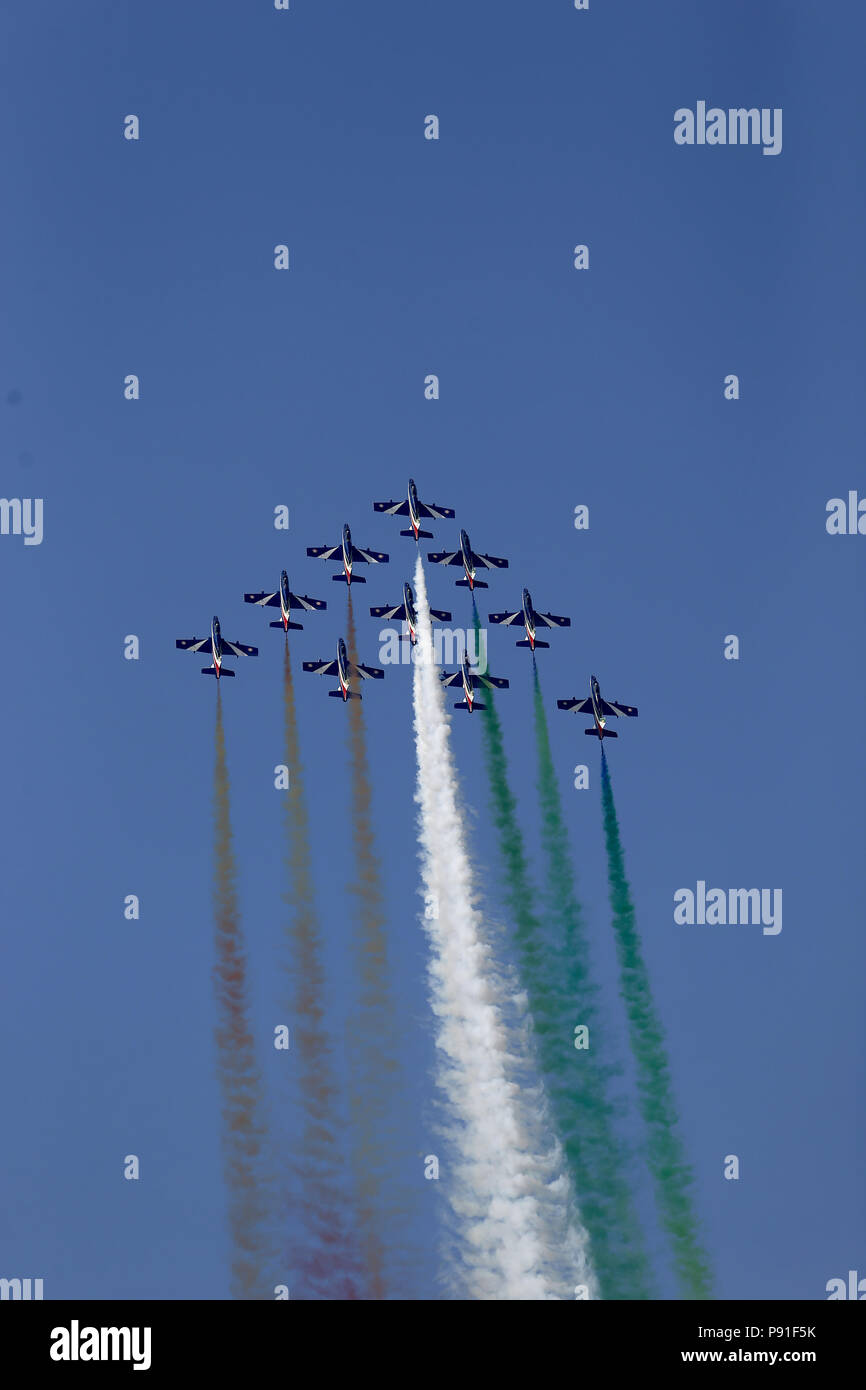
[281,642,359,1298]
[344,592,403,1299]
[212,693,272,1299]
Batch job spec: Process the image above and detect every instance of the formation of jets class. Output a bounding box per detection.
[173,478,639,739]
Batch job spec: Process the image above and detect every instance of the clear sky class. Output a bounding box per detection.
[1,0,863,1300]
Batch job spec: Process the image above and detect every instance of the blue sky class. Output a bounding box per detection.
[1,1,863,1299]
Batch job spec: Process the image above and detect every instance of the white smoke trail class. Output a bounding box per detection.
[411,556,596,1300]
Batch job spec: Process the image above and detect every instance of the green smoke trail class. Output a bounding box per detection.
[475,613,652,1296]
[530,666,654,1298]
[600,750,714,1299]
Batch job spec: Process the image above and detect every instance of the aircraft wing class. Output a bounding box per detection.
[536,611,571,629]
[373,498,410,517]
[439,670,463,687]
[306,544,342,560]
[289,592,327,612]
[175,637,211,653]
[427,550,462,566]
[430,607,452,621]
[369,602,406,621]
[351,545,389,565]
[474,673,509,690]
[600,698,638,718]
[303,659,338,676]
[244,590,280,609]
[488,609,522,626]
[353,662,385,680]
[475,551,509,570]
[557,697,592,713]
[221,640,258,658]
[418,499,455,521]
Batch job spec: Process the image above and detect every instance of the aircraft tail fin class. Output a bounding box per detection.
[516,639,549,648]
[269,620,304,630]
[456,578,488,589]
[332,573,366,583]
[201,666,235,677]
[454,699,484,712]
[400,527,433,539]
[329,688,361,700]
[585,725,616,738]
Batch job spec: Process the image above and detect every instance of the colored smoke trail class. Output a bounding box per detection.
[530,666,654,1298]
[212,693,272,1299]
[344,593,404,1299]
[600,751,714,1299]
[412,557,592,1300]
[280,642,358,1299]
[474,610,644,1297]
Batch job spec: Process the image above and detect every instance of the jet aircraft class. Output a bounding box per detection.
[302,637,385,701]
[427,528,508,590]
[440,650,509,712]
[306,523,388,584]
[557,674,638,740]
[372,477,455,540]
[244,570,327,631]
[175,616,258,680]
[489,588,571,650]
[370,581,451,645]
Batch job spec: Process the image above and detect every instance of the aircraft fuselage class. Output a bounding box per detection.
[461,652,476,710]
[279,571,292,630]
[459,529,477,588]
[211,616,222,677]
[337,637,351,699]
[403,581,418,643]
[590,674,605,734]
[522,588,537,649]
[341,524,354,582]
[407,479,421,539]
